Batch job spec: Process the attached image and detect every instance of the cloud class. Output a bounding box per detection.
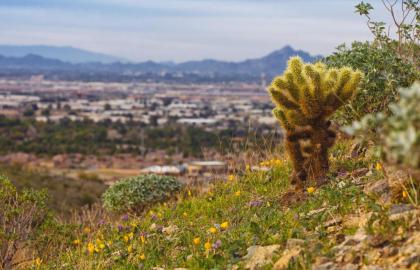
[0,0,377,61]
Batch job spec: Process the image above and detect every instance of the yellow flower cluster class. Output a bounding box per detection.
[307,187,316,194]
[259,159,283,167]
[227,174,236,181]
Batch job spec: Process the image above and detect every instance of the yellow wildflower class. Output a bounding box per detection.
[99,243,106,250]
[375,162,383,171]
[235,191,241,196]
[228,174,235,181]
[193,237,201,245]
[34,257,42,267]
[221,221,229,230]
[73,239,81,245]
[204,241,212,250]
[246,165,250,171]
[183,212,188,217]
[107,240,113,246]
[83,227,91,234]
[403,190,409,198]
[139,253,146,260]
[266,202,271,207]
[127,245,133,253]
[209,227,217,234]
[140,235,146,243]
[124,235,130,242]
[87,243,95,254]
[188,190,192,196]
[307,187,316,194]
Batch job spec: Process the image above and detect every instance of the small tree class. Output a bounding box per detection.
[355,0,419,67]
[269,57,363,188]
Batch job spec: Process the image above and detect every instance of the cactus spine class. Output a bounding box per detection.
[269,57,363,188]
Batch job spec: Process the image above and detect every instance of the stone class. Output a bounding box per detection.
[324,218,342,228]
[243,245,281,270]
[286,238,305,249]
[342,264,358,270]
[272,247,302,270]
[313,262,338,270]
[360,266,384,270]
[382,246,398,258]
[363,179,389,197]
[388,204,419,221]
[162,225,178,235]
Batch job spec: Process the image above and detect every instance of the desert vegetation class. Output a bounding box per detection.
[0,1,419,269]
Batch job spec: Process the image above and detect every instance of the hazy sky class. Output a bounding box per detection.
[0,0,388,62]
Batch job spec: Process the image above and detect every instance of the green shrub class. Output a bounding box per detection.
[102,174,183,212]
[344,82,420,171]
[324,42,419,124]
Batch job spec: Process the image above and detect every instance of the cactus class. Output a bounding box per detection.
[269,57,363,188]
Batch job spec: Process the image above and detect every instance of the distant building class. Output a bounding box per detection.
[187,161,226,175]
[140,165,186,176]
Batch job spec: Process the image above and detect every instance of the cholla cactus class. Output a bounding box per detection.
[269,57,363,188]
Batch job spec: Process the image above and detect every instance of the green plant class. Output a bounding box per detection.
[102,174,184,212]
[268,57,363,188]
[325,42,419,123]
[355,0,419,67]
[344,82,420,175]
[0,175,48,269]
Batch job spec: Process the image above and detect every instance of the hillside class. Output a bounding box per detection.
[2,139,419,269]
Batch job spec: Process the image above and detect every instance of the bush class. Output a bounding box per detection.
[344,82,420,173]
[324,42,419,123]
[0,175,48,269]
[102,174,183,212]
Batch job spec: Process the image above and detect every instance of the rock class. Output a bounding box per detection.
[368,235,390,248]
[389,204,415,215]
[313,262,338,270]
[335,234,346,244]
[363,179,391,204]
[324,218,342,228]
[382,246,398,258]
[343,214,370,228]
[342,264,358,270]
[243,245,281,270]
[273,247,302,270]
[351,168,370,178]
[149,223,157,231]
[360,266,384,270]
[388,204,419,221]
[162,225,178,235]
[286,238,305,249]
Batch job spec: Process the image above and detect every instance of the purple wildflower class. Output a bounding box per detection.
[212,239,222,249]
[249,200,263,207]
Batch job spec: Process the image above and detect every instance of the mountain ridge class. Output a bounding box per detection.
[0,45,125,64]
[0,45,322,82]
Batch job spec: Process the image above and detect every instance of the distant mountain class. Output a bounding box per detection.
[175,45,321,77]
[0,45,322,82]
[0,45,125,64]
